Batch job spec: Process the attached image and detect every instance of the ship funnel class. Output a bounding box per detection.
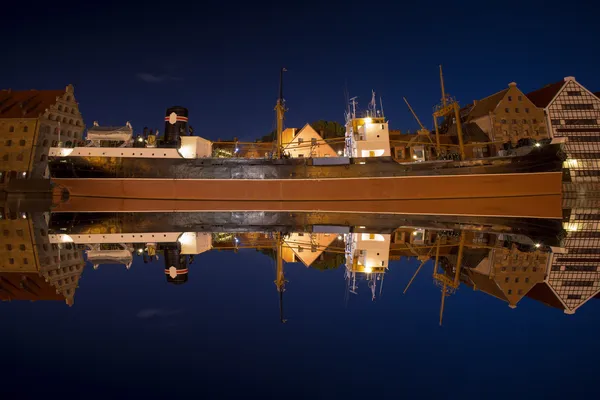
[162,106,189,148]
[163,248,189,285]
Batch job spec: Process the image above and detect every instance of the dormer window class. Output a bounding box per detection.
[58,105,63,111]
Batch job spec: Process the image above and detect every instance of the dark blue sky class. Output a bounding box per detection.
[2,250,599,398]
[2,1,599,142]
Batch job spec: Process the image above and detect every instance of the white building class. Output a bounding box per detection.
[344,232,391,299]
[526,77,600,182]
[345,92,391,158]
[282,124,337,158]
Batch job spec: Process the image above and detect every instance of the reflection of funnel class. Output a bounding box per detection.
[165,266,189,285]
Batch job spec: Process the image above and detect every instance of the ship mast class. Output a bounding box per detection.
[275,67,287,159]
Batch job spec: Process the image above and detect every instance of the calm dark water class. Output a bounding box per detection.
[1,211,599,399]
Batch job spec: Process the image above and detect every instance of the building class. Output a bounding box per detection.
[526,76,600,181]
[458,82,549,157]
[0,211,85,306]
[0,85,85,188]
[282,124,337,158]
[282,232,338,267]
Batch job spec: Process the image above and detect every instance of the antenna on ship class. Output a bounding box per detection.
[275,67,287,159]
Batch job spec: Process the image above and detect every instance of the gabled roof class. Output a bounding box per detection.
[525,80,565,108]
[445,122,491,143]
[465,270,508,302]
[0,273,64,302]
[467,89,508,120]
[0,88,65,118]
[525,282,565,310]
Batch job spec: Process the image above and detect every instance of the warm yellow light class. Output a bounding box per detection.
[178,232,195,245]
[565,159,578,168]
[363,117,372,124]
[364,267,373,274]
[565,223,579,232]
[413,155,418,159]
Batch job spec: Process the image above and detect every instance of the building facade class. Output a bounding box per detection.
[0,211,85,305]
[283,124,337,158]
[0,85,85,188]
[527,76,600,182]
[465,82,549,156]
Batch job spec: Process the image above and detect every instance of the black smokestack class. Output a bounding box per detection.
[162,106,188,148]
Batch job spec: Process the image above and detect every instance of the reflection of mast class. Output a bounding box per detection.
[433,231,466,326]
[432,65,465,159]
[275,232,287,323]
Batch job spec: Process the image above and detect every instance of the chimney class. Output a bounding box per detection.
[508,82,517,87]
[564,76,575,82]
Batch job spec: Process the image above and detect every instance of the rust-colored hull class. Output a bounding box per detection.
[52,172,563,218]
[53,172,562,201]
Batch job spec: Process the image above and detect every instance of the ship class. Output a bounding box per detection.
[47,69,566,207]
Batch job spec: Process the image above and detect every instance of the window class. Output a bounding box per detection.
[58,105,63,111]
[512,119,517,124]
[501,119,507,124]
[551,119,561,125]
[518,289,523,295]
[69,119,73,125]
[19,139,26,146]
[505,108,510,113]
[297,138,304,144]
[515,108,520,113]
[5,139,12,146]
[501,267,506,272]
[515,277,520,283]
[67,131,71,137]
[525,108,529,113]
[43,244,48,251]
[512,267,517,272]
[6,244,12,250]
[508,96,512,101]
[73,132,78,139]
[522,119,527,124]
[563,104,594,110]
[23,258,28,265]
[16,229,23,237]
[16,153,23,161]
[9,126,14,132]
[564,281,594,287]
[71,109,75,114]
[508,289,512,295]
[518,96,522,101]
[565,119,596,125]
[311,137,317,145]
[525,277,529,283]
[76,121,81,126]
[19,244,25,251]
[567,91,582,96]
[567,294,582,300]
[64,107,69,113]
[2,154,8,161]
[62,117,67,123]
[503,130,508,136]
[42,139,48,146]
[9,258,14,265]
[23,126,28,132]
[66,96,71,101]
[532,119,538,124]
[505,277,509,283]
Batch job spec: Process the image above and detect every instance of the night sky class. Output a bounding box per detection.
[2,1,600,398]
[2,1,599,141]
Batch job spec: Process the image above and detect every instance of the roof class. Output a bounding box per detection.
[466,270,508,302]
[525,80,565,108]
[525,282,564,310]
[88,125,132,132]
[0,88,65,119]
[0,273,65,302]
[468,89,508,120]
[446,122,491,143]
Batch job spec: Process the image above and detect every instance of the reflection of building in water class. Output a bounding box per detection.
[0,212,85,305]
[282,232,338,267]
[344,232,391,300]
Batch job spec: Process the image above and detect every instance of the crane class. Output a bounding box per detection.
[432,65,466,160]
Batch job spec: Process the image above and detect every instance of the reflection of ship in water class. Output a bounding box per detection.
[3,204,599,322]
